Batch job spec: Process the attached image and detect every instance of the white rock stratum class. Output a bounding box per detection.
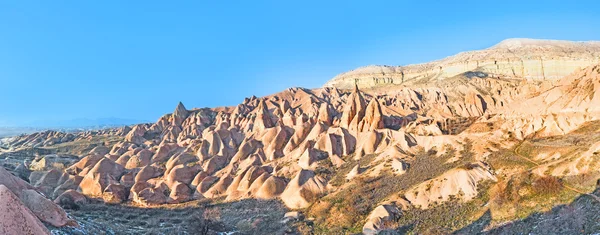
[325,38,600,89]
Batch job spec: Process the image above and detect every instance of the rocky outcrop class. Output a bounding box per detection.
[340,84,367,132]
[0,167,70,229]
[0,185,50,235]
[404,162,496,209]
[325,38,600,89]
[54,190,87,209]
[19,189,70,227]
[280,170,328,209]
[363,204,401,235]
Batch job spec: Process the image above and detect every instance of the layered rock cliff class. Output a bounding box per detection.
[325,38,600,89]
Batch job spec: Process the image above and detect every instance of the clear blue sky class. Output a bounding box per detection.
[0,0,599,126]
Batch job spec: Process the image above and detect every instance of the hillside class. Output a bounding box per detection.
[2,39,600,234]
[325,38,600,89]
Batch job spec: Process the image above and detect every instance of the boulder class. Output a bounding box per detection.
[89,146,110,156]
[52,175,83,199]
[120,171,137,188]
[79,172,118,196]
[89,158,125,178]
[125,125,147,145]
[103,184,128,203]
[282,211,304,223]
[0,185,50,235]
[125,149,153,169]
[255,175,287,199]
[391,159,408,175]
[135,165,164,183]
[135,188,167,206]
[166,164,201,187]
[280,170,327,209]
[346,165,362,181]
[65,154,103,176]
[20,189,70,227]
[54,190,87,209]
[363,204,401,235]
[169,182,192,204]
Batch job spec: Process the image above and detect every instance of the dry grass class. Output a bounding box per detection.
[306,142,478,233]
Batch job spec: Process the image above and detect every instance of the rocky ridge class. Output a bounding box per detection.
[325,38,600,89]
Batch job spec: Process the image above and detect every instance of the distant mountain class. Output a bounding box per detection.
[0,117,148,138]
[23,117,148,129]
[0,127,41,138]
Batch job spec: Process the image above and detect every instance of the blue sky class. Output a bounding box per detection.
[0,1,599,126]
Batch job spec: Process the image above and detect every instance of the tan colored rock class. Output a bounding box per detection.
[169,182,192,203]
[317,102,333,125]
[326,39,600,89]
[190,171,209,188]
[103,184,128,203]
[135,164,164,183]
[79,172,118,196]
[87,158,125,178]
[166,164,201,187]
[65,154,104,175]
[204,175,233,198]
[363,204,401,235]
[195,176,219,197]
[391,159,408,175]
[262,126,291,161]
[359,98,385,132]
[89,146,110,156]
[253,98,274,133]
[354,131,381,160]
[404,162,496,209]
[120,171,137,188]
[346,164,362,181]
[280,170,327,209]
[339,84,367,132]
[125,125,147,145]
[172,102,190,126]
[151,142,180,163]
[52,175,83,199]
[165,152,198,175]
[125,149,153,169]
[135,188,167,206]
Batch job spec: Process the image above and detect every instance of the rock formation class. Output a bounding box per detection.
[6,38,600,234]
[325,38,600,89]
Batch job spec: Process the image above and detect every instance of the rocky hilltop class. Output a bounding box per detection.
[3,39,600,234]
[325,38,600,89]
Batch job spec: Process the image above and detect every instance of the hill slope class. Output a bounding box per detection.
[325,38,600,89]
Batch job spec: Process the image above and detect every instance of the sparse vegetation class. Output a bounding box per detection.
[52,198,292,234]
[389,182,492,234]
[307,143,479,233]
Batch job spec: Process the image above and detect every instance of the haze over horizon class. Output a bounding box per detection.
[1,0,599,127]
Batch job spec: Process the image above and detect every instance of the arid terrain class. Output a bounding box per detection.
[3,38,600,234]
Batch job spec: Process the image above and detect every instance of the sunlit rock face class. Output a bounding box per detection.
[325,38,600,89]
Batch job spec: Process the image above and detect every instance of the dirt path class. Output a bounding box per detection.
[563,183,600,203]
[512,142,540,167]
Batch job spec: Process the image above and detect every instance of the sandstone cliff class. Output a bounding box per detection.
[325,38,600,89]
